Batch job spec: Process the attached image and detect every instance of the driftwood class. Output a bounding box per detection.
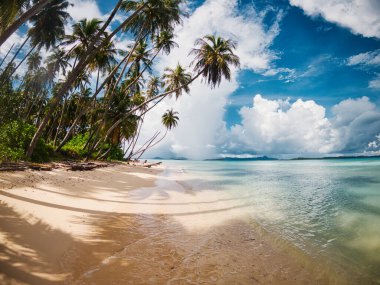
[0,162,28,172]
[143,162,162,168]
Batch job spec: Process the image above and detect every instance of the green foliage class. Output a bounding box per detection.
[107,145,124,160]
[61,133,89,158]
[0,121,52,162]
[61,132,124,160]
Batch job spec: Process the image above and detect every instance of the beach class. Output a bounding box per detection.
[0,162,348,285]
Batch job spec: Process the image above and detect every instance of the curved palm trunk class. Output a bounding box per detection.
[6,44,36,82]
[0,43,14,68]
[27,1,145,159]
[53,94,68,146]
[126,115,144,160]
[0,35,30,81]
[54,50,133,152]
[99,69,205,147]
[136,129,168,160]
[0,0,51,47]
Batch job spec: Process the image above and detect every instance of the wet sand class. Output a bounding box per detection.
[0,164,348,284]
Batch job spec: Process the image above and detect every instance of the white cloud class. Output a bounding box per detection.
[137,0,283,160]
[228,95,380,156]
[67,0,103,22]
[289,0,380,38]
[369,75,380,89]
[230,95,339,154]
[0,32,27,63]
[347,49,380,66]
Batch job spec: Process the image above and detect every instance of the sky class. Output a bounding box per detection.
[2,0,380,159]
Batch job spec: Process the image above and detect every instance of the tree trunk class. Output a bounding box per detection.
[100,70,204,146]
[0,43,14,68]
[0,0,51,47]
[26,1,145,159]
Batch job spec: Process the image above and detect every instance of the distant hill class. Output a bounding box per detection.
[292,155,380,160]
[205,156,278,161]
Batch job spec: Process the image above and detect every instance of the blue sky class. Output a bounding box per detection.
[73,0,380,158]
[3,0,380,159]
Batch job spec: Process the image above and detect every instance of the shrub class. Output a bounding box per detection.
[0,121,52,162]
[61,133,89,158]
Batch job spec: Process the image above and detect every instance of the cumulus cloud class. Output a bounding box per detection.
[67,0,103,22]
[289,0,380,38]
[228,95,380,156]
[138,0,283,159]
[229,95,339,155]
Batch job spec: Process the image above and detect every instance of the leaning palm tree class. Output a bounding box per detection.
[46,48,70,77]
[98,35,240,147]
[0,0,51,47]
[162,108,179,130]
[1,0,70,83]
[27,0,185,158]
[162,64,192,99]
[190,34,240,88]
[27,52,42,71]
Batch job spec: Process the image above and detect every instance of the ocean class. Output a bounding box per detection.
[160,158,380,284]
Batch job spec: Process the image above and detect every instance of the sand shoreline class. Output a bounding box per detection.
[0,164,349,284]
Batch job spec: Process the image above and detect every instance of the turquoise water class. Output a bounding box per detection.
[162,158,380,284]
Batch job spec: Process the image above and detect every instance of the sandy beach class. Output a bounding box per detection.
[0,163,349,285]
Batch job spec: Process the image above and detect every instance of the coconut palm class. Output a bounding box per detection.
[146,76,162,98]
[163,64,191,99]
[1,0,70,83]
[27,52,42,71]
[133,108,179,159]
[162,108,179,130]
[63,18,104,60]
[46,48,70,77]
[190,35,240,88]
[28,0,70,50]
[154,30,178,55]
[0,0,51,46]
[121,0,183,38]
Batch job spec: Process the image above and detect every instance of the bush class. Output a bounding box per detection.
[0,121,52,162]
[61,133,89,158]
[61,133,124,160]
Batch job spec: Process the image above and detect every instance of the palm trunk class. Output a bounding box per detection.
[6,44,36,81]
[100,70,204,146]
[26,2,146,159]
[0,35,30,81]
[0,0,51,47]
[137,129,168,159]
[53,94,68,146]
[130,131,160,159]
[126,114,144,159]
[0,43,14,68]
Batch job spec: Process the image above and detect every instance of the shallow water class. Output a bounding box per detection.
[161,158,380,284]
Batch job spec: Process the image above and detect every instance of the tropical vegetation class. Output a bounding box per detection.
[0,0,240,162]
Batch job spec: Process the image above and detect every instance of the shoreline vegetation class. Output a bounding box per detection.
[0,0,239,164]
[0,163,352,284]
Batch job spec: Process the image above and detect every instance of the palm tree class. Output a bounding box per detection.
[28,0,70,50]
[27,0,184,159]
[27,52,42,71]
[99,35,240,144]
[190,35,240,88]
[1,0,70,83]
[63,18,104,61]
[134,109,179,159]
[0,0,51,47]
[163,64,191,99]
[46,48,70,77]
[121,0,183,38]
